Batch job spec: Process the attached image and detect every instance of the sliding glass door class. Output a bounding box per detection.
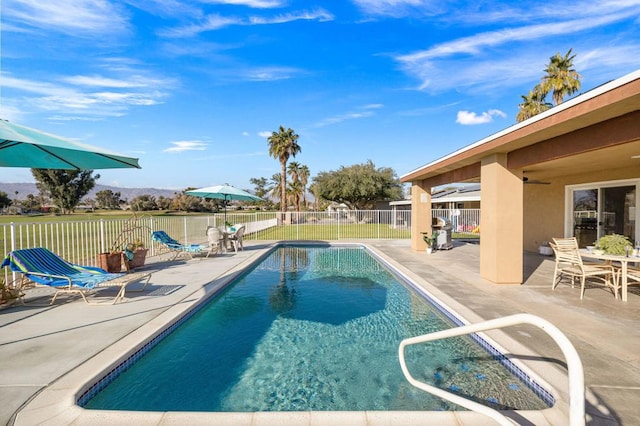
[568,180,638,247]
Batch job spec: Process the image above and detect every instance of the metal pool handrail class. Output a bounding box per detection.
[398,313,585,426]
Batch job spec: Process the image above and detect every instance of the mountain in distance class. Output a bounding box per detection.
[0,182,177,201]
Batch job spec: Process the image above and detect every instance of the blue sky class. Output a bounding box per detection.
[1,0,639,193]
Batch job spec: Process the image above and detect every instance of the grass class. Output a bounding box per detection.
[254,224,411,240]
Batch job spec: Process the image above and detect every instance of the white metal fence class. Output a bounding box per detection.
[0,208,480,271]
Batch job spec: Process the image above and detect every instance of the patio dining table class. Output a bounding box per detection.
[580,249,640,302]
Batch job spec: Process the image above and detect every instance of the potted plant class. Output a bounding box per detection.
[596,234,633,255]
[421,231,439,254]
[98,213,151,273]
[124,238,148,270]
[0,277,23,307]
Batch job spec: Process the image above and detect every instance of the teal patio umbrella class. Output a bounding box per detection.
[0,120,140,170]
[186,184,263,225]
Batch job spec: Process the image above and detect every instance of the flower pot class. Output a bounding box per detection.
[426,247,433,254]
[538,245,553,256]
[97,252,123,273]
[129,248,148,269]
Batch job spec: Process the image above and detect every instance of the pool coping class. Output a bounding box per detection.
[14,242,571,425]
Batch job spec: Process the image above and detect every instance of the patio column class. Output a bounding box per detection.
[411,182,431,251]
[480,154,523,284]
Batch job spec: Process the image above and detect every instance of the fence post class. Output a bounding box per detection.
[99,219,106,254]
[183,216,188,244]
[148,217,155,256]
[9,222,16,251]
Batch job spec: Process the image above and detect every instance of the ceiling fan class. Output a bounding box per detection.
[522,172,550,185]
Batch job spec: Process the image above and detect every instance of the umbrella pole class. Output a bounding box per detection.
[224,194,228,227]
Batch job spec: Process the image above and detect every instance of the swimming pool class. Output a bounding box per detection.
[79,244,552,413]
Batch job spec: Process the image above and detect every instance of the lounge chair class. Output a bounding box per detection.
[550,237,617,299]
[1,247,151,305]
[227,225,246,253]
[205,226,225,257]
[151,230,206,260]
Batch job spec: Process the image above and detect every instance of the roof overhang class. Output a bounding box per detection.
[401,70,640,185]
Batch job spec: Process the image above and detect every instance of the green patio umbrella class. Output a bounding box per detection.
[0,119,140,170]
[186,184,262,225]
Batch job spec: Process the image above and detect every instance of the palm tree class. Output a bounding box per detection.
[540,48,581,106]
[288,161,301,185]
[298,164,310,210]
[516,85,552,122]
[268,126,301,214]
[268,173,283,208]
[288,180,304,212]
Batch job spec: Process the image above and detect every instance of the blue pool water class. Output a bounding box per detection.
[81,245,551,412]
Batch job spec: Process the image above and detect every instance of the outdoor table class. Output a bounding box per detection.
[580,249,640,302]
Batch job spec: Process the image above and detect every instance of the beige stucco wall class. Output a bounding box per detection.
[523,164,640,252]
[480,154,523,284]
[411,183,431,251]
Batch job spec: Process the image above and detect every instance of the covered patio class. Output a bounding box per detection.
[401,70,640,285]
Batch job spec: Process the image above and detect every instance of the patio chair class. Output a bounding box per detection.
[227,225,246,253]
[550,237,617,299]
[151,230,206,260]
[625,265,640,295]
[205,226,225,257]
[1,247,151,305]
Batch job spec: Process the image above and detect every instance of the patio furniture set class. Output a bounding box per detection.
[550,237,640,301]
[1,225,246,307]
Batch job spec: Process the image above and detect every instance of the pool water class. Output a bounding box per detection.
[82,245,550,412]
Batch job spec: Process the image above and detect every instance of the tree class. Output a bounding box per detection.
[268,126,301,214]
[130,195,157,211]
[250,177,269,199]
[298,164,310,209]
[156,195,173,210]
[95,189,122,210]
[268,173,283,209]
[540,48,581,106]
[311,160,403,210]
[287,161,302,211]
[20,194,40,212]
[288,180,304,212]
[31,169,99,214]
[171,190,202,212]
[0,191,12,210]
[516,85,552,122]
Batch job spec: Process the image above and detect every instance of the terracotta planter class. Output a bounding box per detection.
[97,252,123,273]
[129,248,148,269]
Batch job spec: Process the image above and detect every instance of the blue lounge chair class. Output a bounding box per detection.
[151,230,206,260]
[1,247,151,305]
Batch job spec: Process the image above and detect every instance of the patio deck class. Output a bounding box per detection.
[0,240,638,425]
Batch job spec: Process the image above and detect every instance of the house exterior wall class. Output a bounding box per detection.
[523,164,640,252]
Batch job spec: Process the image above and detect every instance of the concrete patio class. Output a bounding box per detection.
[0,240,638,425]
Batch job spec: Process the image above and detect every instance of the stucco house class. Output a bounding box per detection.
[401,70,640,285]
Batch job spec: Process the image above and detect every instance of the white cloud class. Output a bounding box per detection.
[161,8,333,37]
[248,9,334,25]
[242,66,303,81]
[352,0,442,17]
[258,131,272,138]
[456,109,506,125]
[164,140,209,153]
[205,0,286,8]
[2,0,129,35]
[311,105,381,128]
[393,2,640,92]
[0,66,174,120]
